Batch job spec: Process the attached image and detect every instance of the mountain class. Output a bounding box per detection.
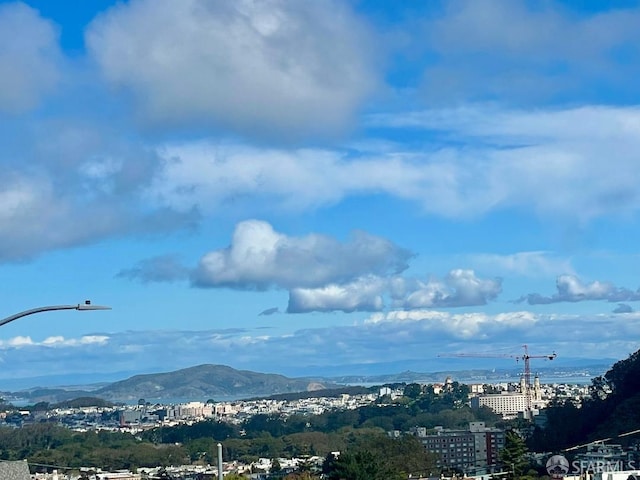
[90,364,335,402]
[3,361,609,405]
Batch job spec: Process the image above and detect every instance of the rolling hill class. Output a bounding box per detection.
[11,364,338,403]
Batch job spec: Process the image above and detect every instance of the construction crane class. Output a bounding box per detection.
[438,344,557,411]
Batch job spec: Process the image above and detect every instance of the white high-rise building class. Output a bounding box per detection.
[471,392,528,418]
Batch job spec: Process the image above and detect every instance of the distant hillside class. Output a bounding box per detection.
[92,364,337,402]
[4,361,609,405]
[330,364,608,385]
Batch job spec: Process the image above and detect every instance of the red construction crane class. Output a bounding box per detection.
[438,344,557,411]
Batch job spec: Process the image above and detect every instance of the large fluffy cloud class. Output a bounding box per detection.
[190,221,501,312]
[122,220,501,313]
[286,270,502,313]
[0,2,61,112]
[192,220,412,290]
[395,269,502,309]
[86,0,377,139]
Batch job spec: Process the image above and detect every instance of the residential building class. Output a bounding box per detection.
[421,428,476,472]
[418,422,505,474]
[471,392,528,418]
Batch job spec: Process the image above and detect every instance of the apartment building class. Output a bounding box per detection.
[470,392,528,418]
[418,422,505,474]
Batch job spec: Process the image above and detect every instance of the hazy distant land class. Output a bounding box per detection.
[0,362,608,405]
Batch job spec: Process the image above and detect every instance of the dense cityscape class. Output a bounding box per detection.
[0,375,599,479]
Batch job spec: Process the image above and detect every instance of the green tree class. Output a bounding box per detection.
[500,430,529,477]
[323,434,435,480]
[185,437,216,463]
[605,350,640,399]
[404,383,423,399]
[325,450,393,480]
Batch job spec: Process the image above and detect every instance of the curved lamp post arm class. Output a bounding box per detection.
[0,303,111,328]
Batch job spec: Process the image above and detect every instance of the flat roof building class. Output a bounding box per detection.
[471,393,528,418]
[419,423,505,474]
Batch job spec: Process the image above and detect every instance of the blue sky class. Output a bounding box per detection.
[1,0,640,386]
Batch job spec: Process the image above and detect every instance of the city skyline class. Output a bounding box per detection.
[1,0,640,383]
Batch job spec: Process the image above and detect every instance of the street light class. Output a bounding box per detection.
[0,300,111,328]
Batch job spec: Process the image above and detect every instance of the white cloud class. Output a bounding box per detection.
[369,105,640,143]
[75,336,109,346]
[390,270,502,309]
[0,174,91,259]
[192,220,412,290]
[86,0,377,140]
[418,0,640,103]
[120,220,501,313]
[365,309,537,339]
[3,336,34,347]
[42,335,110,347]
[557,275,613,299]
[2,1,640,265]
[1,335,110,348]
[288,276,386,313]
[441,269,500,307]
[365,105,640,220]
[519,274,640,305]
[0,312,636,380]
[0,169,197,261]
[150,103,640,223]
[0,2,61,112]
[151,143,356,213]
[466,251,574,278]
[0,119,201,261]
